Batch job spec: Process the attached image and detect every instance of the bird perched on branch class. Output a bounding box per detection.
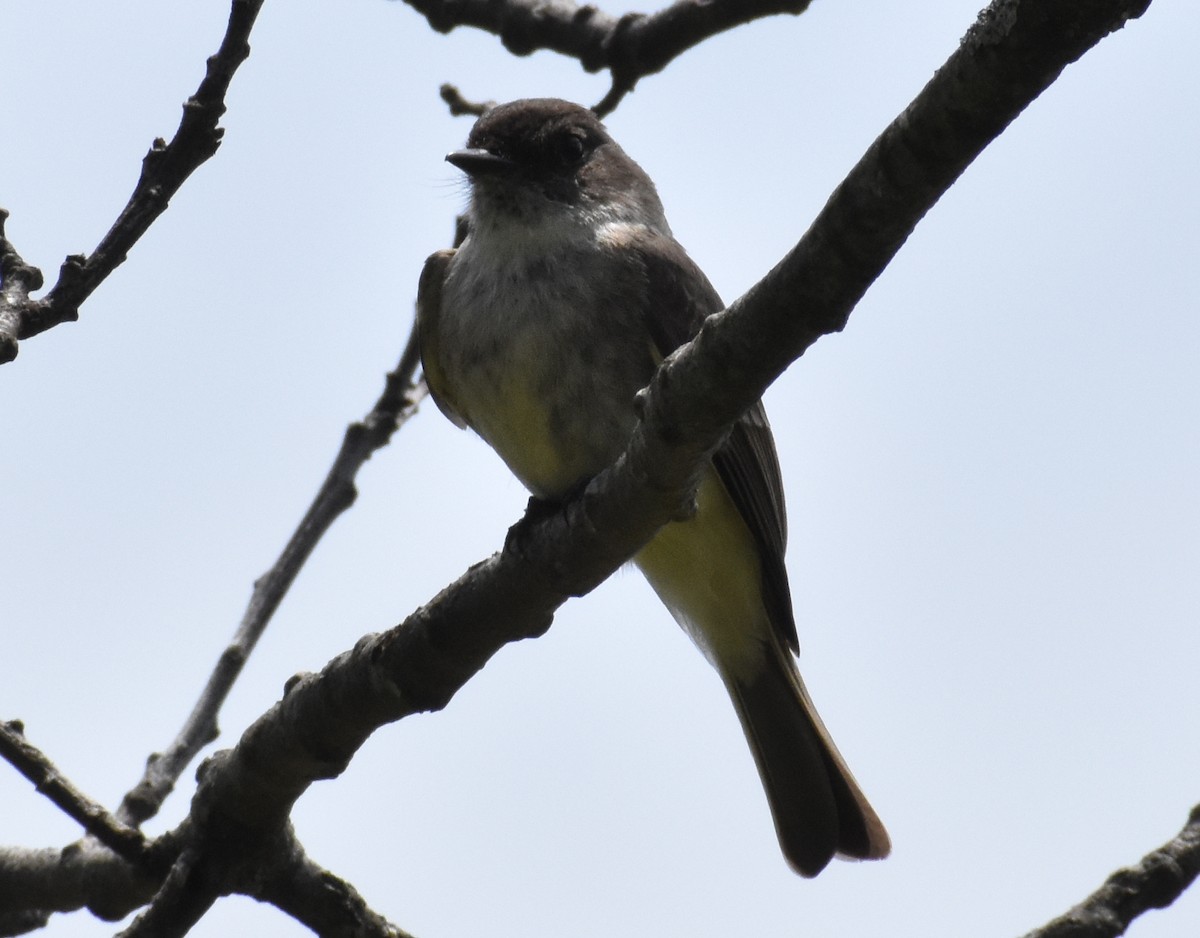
[418,98,889,876]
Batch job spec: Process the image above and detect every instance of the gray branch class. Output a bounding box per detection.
[0,722,148,867]
[115,325,425,831]
[103,0,1175,933]
[0,0,265,364]
[3,1,1187,937]
[1021,804,1200,938]
[406,0,815,115]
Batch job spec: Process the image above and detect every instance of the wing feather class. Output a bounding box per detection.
[631,232,798,653]
[417,248,468,429]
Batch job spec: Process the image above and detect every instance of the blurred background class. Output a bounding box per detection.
[2,1,1197,935]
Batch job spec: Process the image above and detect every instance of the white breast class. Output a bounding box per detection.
[437,216,658,498]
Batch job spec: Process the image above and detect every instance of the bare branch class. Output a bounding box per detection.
[116,842,218,938]
[123,1,1173,931]
[115,823,416,938]
[198,0,1154,858]
[409,0,813,115]
[0,721,148,868]
[0,323,425,932]
[116,322,426,829]
[0,0,265,363]
[1021,805,1200,938]
[8,150,426,925]
[254,831,415,938]
[438,83,494,116]
[5,1,1181,934]
[0,841,162,926]
[0,210,44,364]
[646,0,1154,442]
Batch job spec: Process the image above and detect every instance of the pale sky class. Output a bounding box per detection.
[2,1,1198,936]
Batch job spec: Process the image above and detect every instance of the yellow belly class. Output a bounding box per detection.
[635,468,768,676]
[469,376,578,498]
[460,350,639,501]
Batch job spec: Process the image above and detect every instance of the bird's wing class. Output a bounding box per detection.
[632,231,798,653]
[416,248,469,430]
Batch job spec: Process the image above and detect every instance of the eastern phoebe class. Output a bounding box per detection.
[418,98,889,876]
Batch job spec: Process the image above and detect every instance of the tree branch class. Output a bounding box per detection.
[115,840,219,938]
[406,0,815,116]
[0,0,265,364]
[1021,804,1200,938]
[4,1,1179,934]
[0,210,44,364]
[647,0,1153,442]
[438,83,494,116]
[0,841,163,927]
[116,323,425,830]
[0,722,148,868]
[253,830,414,938]
[121,0,1169,930]
[0,297,425,936]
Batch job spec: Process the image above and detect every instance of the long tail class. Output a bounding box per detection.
[724,642,890,877]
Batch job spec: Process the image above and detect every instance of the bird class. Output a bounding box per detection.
[417,97,889,876]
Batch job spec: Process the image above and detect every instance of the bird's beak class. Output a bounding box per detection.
[445,148,515,177]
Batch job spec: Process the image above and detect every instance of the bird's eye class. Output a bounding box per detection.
[555,134,586,165]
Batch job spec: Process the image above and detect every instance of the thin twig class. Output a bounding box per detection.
[409,0,813,115]
[0,0,265,362]
[0,721,149,867]
[591,78,634,119]
[438,83,493,116]
[115,321,426,828]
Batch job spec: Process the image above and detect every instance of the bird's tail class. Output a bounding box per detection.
[723,642,890,877]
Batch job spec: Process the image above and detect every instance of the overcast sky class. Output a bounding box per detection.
[2,1,1198,936]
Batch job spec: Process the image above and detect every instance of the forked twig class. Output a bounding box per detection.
[0,0,265,363]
